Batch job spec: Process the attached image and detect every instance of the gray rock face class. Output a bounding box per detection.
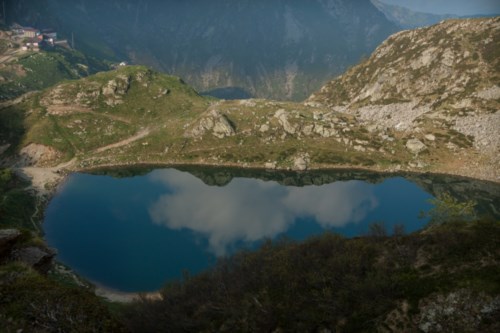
[274,109,298,135]
[0,229,22,260]
[406,139,427,154]
[417,290,500,333]
[212,115,236,139]
[313,124,337,138]
[102,75,131,106]
[12,246,57,274]
[293,154,310,171]
[189,110,236,139]
[259,124,270,133]
[424,134,436,141]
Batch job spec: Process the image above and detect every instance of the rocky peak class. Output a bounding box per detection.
[310,17,499,109]
[308,17,499,179]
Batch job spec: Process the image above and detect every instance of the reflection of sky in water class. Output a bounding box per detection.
[149,169,378,255]
[44,168,433,292]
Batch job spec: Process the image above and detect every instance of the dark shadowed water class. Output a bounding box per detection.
[43,168,499,292]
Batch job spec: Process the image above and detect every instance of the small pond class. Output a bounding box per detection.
[43,167,500,292]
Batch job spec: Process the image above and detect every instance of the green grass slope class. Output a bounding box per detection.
[0,46,109,101]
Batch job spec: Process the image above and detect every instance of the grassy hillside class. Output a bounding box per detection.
[0,65,411,172]
[0,60,497,182]
[0,45,109,101]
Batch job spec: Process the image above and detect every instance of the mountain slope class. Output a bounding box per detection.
[1,18,498,183]
[7,0,398,101]
[309,17,500,180]
[0,26,109,101]
[371,0,456,29]
[0,46,109,101]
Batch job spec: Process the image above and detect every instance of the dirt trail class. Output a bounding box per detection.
[95,128,150,153]
[15,127,151,195]
[47,105,132,124]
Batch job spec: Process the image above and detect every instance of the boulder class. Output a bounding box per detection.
[102,79,118,96]
[0,229,22,261]
[212,114,236,139]
[12,246,57,274]
[424,134,436,141]
[406,139,427,154]
[302,124,314,136]
[293,154,310,171]
[259,124,270,133]
[274,109,297,135]
[265,162,277,170]
[188,110,235,138]
[18,143,61,167]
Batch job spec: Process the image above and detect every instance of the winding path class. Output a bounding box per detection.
[95,128,150,153]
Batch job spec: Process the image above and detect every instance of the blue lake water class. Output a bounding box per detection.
[43,168,495,292]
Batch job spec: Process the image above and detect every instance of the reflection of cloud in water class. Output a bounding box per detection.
[285,184,378,228]
[148,169,378,255]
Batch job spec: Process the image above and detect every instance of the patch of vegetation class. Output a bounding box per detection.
[0,105,26,153]
[0,263,125,333]
[0,168,36,230]
[0,167,124,332]
[420,192,476,225]
[121,219,500,332]
[0,46,109,101]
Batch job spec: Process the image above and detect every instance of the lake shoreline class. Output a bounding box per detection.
[95,286,162,303]
[14,159,500,303]
[16,157,500,199]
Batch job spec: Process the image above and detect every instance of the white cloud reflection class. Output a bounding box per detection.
[148,169,378,256]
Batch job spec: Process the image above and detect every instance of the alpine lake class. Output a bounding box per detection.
[43,167,500,293]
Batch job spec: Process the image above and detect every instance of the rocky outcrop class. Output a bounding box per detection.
[293,153,310,171]
[307,17,500,181]
[11,246,57,274]
[0,228,56,274]
[102,75,131,106]
[309,18,500,136]
[188,110,236,139]
[274,109,298,135]
[416,290,500,333]
[0,229,22,261]
[17,144,61,167]
[406,139,427,154]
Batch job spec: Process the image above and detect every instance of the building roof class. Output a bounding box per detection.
[23,27,39,32]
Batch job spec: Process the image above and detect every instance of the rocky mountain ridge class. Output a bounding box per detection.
[309,17,499,181]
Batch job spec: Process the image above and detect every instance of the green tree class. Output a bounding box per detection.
[420,192,476,225]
